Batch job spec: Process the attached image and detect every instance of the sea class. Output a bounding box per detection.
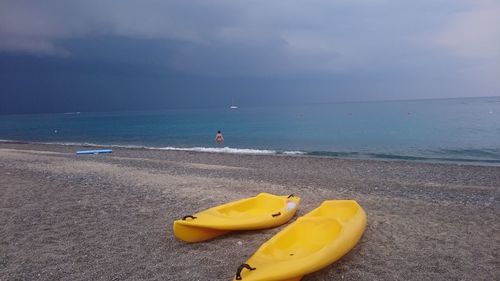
[1,97,499,165]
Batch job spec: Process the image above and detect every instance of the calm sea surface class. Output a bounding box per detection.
[1,97,499,165]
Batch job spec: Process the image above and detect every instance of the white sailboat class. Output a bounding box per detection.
[230,98,238,109]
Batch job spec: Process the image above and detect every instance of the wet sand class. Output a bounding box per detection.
[0,142,499,280]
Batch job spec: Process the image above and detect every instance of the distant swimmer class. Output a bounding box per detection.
[215,130,224,145]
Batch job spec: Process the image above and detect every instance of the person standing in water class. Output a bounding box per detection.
[215,130,224,145]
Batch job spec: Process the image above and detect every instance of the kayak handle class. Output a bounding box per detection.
[287,194,294,198]
[182,215,197,220]
[235,263,256,280]
[272,212,281,217]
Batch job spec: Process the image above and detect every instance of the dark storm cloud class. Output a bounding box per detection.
[0,0,498,114]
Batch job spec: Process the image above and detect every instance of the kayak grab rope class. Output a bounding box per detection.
[287,194,295,198]
[272,212,281,217]
[235,263,256,280]
[182,215,197,220]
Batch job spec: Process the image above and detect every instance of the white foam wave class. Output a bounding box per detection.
[0,139,306,156]
[282,151,306,155]
[157,146,277,155]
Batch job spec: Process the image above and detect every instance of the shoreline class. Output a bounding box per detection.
[1,142,499,280]
[1,139,499,167]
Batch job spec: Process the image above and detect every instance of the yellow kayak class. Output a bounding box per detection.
[233,200,366,281]
[173,193,301,243]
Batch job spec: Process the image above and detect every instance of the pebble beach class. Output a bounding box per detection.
[0,141,499,280]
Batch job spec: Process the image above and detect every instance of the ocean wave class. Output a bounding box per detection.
[0,139,305,155]
[1,139,499,165]
[156,146,278,155]
[308,150,500,165]
[431,148,500,159]
[41,142,279,155]
[281,151,307,155]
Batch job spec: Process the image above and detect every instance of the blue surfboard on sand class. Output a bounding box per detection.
[76,149,113,155]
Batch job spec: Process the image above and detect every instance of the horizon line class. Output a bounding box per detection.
[1,95,498,116]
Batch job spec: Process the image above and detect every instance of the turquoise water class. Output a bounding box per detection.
[1,97,499,165]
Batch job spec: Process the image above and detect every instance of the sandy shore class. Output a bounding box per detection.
[0,142,499,280]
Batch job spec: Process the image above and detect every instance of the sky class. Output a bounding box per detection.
[0,0,499,114]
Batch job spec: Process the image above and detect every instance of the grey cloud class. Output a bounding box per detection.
[0,1,473,66]
[0,0,498,100]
